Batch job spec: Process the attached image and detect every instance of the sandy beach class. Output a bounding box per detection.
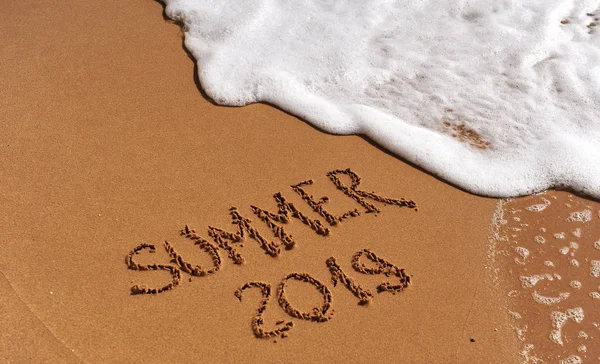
[2,1,597,363]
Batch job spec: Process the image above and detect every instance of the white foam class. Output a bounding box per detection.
[520,274,554,288]
[570,259,580,267]
[550,307,584,346]
[515,325,527,342]
[591,260,600,277]
[567,209,593,223]
[526,198,551,212]
[550,312,568,345]
[567,307,584,322]
[516,247,530,259]
[509,310,522,319]
[520,343,541,363]
[558,355,582,364]
[594,240,600,250]
[532,291,570,305]
[161,0,600,198]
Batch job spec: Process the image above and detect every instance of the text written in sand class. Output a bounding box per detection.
[125,168,416,341]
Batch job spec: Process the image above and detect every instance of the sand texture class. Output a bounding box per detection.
[492,191,600,363]
[1,0,523,362]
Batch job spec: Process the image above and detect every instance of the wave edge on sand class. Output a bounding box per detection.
[161,0,600,199]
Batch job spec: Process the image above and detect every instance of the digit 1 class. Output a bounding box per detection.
[326,256,373,305]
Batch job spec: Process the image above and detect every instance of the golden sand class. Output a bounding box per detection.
[5,0,596,362]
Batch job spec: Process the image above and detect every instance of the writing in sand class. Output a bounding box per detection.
[125,168,416,340]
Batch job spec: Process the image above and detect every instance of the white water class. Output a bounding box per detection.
[161,0,600,198]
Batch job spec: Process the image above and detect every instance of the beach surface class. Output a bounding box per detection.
[0,0,572,362]
[492,191,600,363]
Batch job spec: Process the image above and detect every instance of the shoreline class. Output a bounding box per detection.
[2,0,596,363]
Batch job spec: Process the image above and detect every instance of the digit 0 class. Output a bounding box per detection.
[277,273,334,322]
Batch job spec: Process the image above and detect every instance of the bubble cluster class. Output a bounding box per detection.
[590,260,600,278]
[532,291,570,306]
[566,210,592,223]
[558,355,582,364]
[490,191,600,362]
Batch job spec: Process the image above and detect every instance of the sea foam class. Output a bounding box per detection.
[161,0,600,198]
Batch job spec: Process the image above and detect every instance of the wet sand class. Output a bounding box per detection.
[0,0,533,362]
[493,191,600,363]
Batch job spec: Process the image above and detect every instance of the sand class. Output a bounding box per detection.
[492,191,600,363]
[0,0,569,363]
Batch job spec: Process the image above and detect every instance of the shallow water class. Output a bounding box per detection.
[495,191,600,362]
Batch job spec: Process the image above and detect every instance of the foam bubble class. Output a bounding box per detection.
[532,291,570,305]
[570,259,580,268]
[161,0,600,198]
[558,355,581,364]
[570,280,582,289]
[515,326,527,341]
[554,273,562,280]
[594,240,600,250]
[554,233,566,240]
[526,198,551,213]
[567,307,584,323]
[534,236,546,244]
[566,210,592,223]
[591,260,600,277]
[520,274,553,289]
[549,311,568,345]
[550,308,585,346]
[515,247,530,259]
[571,228,581,238]
[520,344,541,363]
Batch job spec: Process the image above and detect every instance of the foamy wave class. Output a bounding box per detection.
[161,0,600,198]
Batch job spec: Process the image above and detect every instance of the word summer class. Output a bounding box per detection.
[125,168,417,339]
